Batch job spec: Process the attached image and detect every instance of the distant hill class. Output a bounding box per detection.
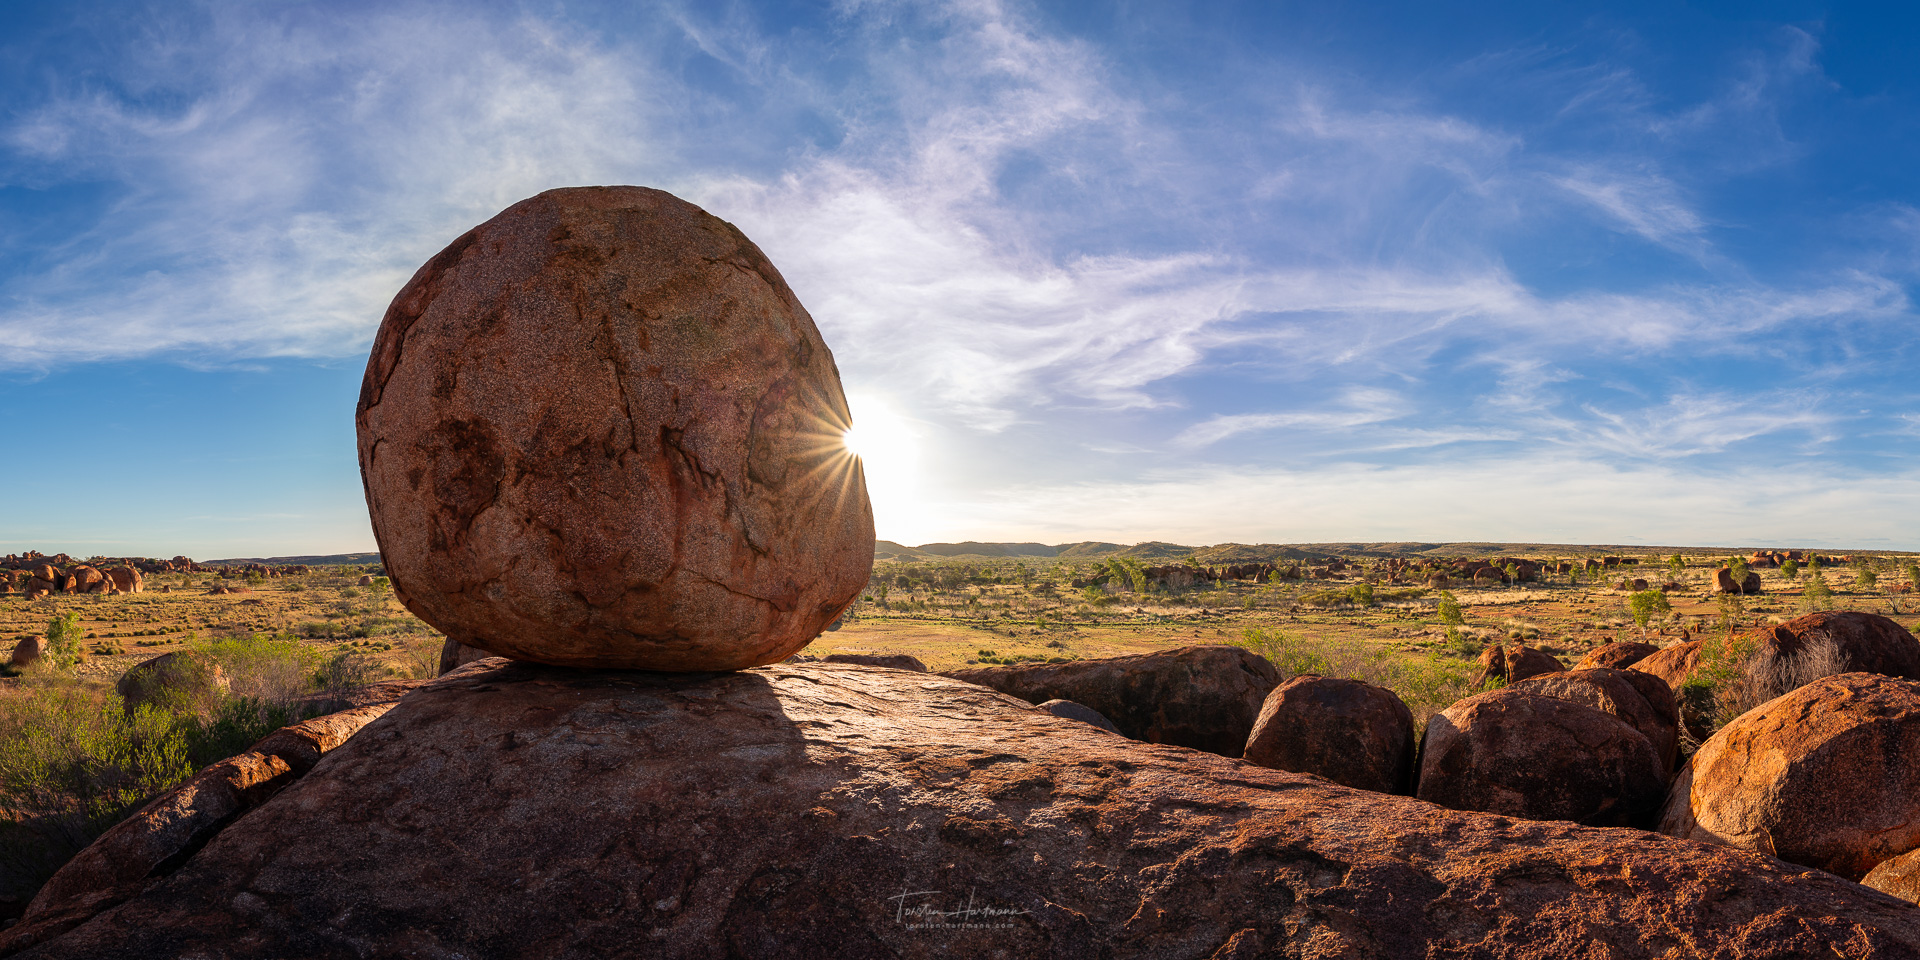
[202,552,382,566]
[867,540,1865,563]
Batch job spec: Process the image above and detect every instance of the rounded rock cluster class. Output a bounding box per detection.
[356,186,874,671]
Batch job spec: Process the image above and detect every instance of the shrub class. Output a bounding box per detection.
[1235,627,1484,725]
[1628,590,1671,637]
[1435,591,1464,626]
[43,612,84,673]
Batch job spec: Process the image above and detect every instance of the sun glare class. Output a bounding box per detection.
[840,393,922,532]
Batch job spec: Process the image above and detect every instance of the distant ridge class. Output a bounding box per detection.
[201,552,383,566]
[868,541,1898,561]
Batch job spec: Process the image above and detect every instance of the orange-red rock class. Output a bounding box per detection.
[1658,672,1920,881]
[1473,643,1565,687]
[11,661,1920,959]
[1573,641,1659,671]
[356,186,873,671]
[1865,848,1920,905]
[1241,675,1415,794]
[1418,689,1667,827]
[8,636,46,669]
[942,644,1278,756]
[1508,667,1681,772]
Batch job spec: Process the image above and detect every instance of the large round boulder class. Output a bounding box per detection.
[104,567,142,594]
[1241,675,1415,795]
[8,635,46,669]
[355,186,874,671]
[1573,641,1659,671]
[1743,611,1920,680]
[1417,689,1667,827]
[1657,672,1920,881]
[10,661,1920,958]
[1472,643,1565,687]
[941,645,1279,757]
[1034,698,1120,734]
[821,653,926,672]
[117,652,229,714]
[1507,667,1681,773]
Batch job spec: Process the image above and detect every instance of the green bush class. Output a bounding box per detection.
[1235,627,1485,725]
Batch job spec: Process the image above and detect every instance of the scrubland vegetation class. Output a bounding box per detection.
[0,567,445,912]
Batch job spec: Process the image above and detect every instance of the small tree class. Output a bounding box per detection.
[1346,582,1375,607]
[1668,554,1685,577]
[44,611,85,672]
[1629,590,1672,639]
[1729,558,1751,596]
[1780,558,1800,581]
[1803,575,1834,612]
[1435,591,1464,626]
[1859,567,1879,591]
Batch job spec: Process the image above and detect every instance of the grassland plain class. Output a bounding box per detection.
[4,549,1914,691]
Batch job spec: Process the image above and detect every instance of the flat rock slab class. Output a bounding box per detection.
[15,661,1920,959]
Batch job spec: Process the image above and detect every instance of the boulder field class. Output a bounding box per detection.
[942,644,1278,757]
[11,660,1920,959]
[355,185,873,671]
[1659,672,1920,881]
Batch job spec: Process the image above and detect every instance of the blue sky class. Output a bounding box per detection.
[6,0,1920,557]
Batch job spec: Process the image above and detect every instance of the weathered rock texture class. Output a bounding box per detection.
[822,653,927,672]
[942,644,1279,756]
[1507,667,1681,773]
[8,636,45,669]
[13,661,1920,959]
[1866,852,1920,902]
[115,653,228,714]
[1,704,397,954]
[1418,689,1667,828]
[1866,848,1920,905]
[1658,672,1920,881]
[1241,675,1415,795]
[1473,644,1565,687]
[356,186,874,671]
[437,638,492,677]
[1033,698,1120,734]
[1573,641,1659,671]
[1743,611,1920,680]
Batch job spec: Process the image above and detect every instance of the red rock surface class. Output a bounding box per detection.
[1743,611,1920,679]
[1866,848,1920,905]
[1507,667,1681,772]
[821,653,927,672]
[1658,672,1920,881]
[1417,689,1667,827]
[942,644,1279,756]
[1573,641,1659,671]
[356,186,873,670]
[436,639,491,676]
[12,660,1920,959]
[1473,643,1565,687]
[7,636,45,669]
[1241,675,1415,794]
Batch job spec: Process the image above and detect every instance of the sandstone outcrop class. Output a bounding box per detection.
[355,186,873,671]
[12,660,1920,959]
[1472,643,1564,687]
[115,653,228,714]
[1034,698,1120,734]
[1417,689,1667,827]
[1507,667,1681,772]
[1573,641,1659,671]
[104,567,141,594]
[942,644,1278,756]
[1241,675,1415,794]
[1658,672,1920,881]
[822,653,927,672]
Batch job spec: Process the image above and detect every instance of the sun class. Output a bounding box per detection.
[838,393,921,526]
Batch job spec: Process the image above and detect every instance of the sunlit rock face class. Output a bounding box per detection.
[356,186,873,671]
